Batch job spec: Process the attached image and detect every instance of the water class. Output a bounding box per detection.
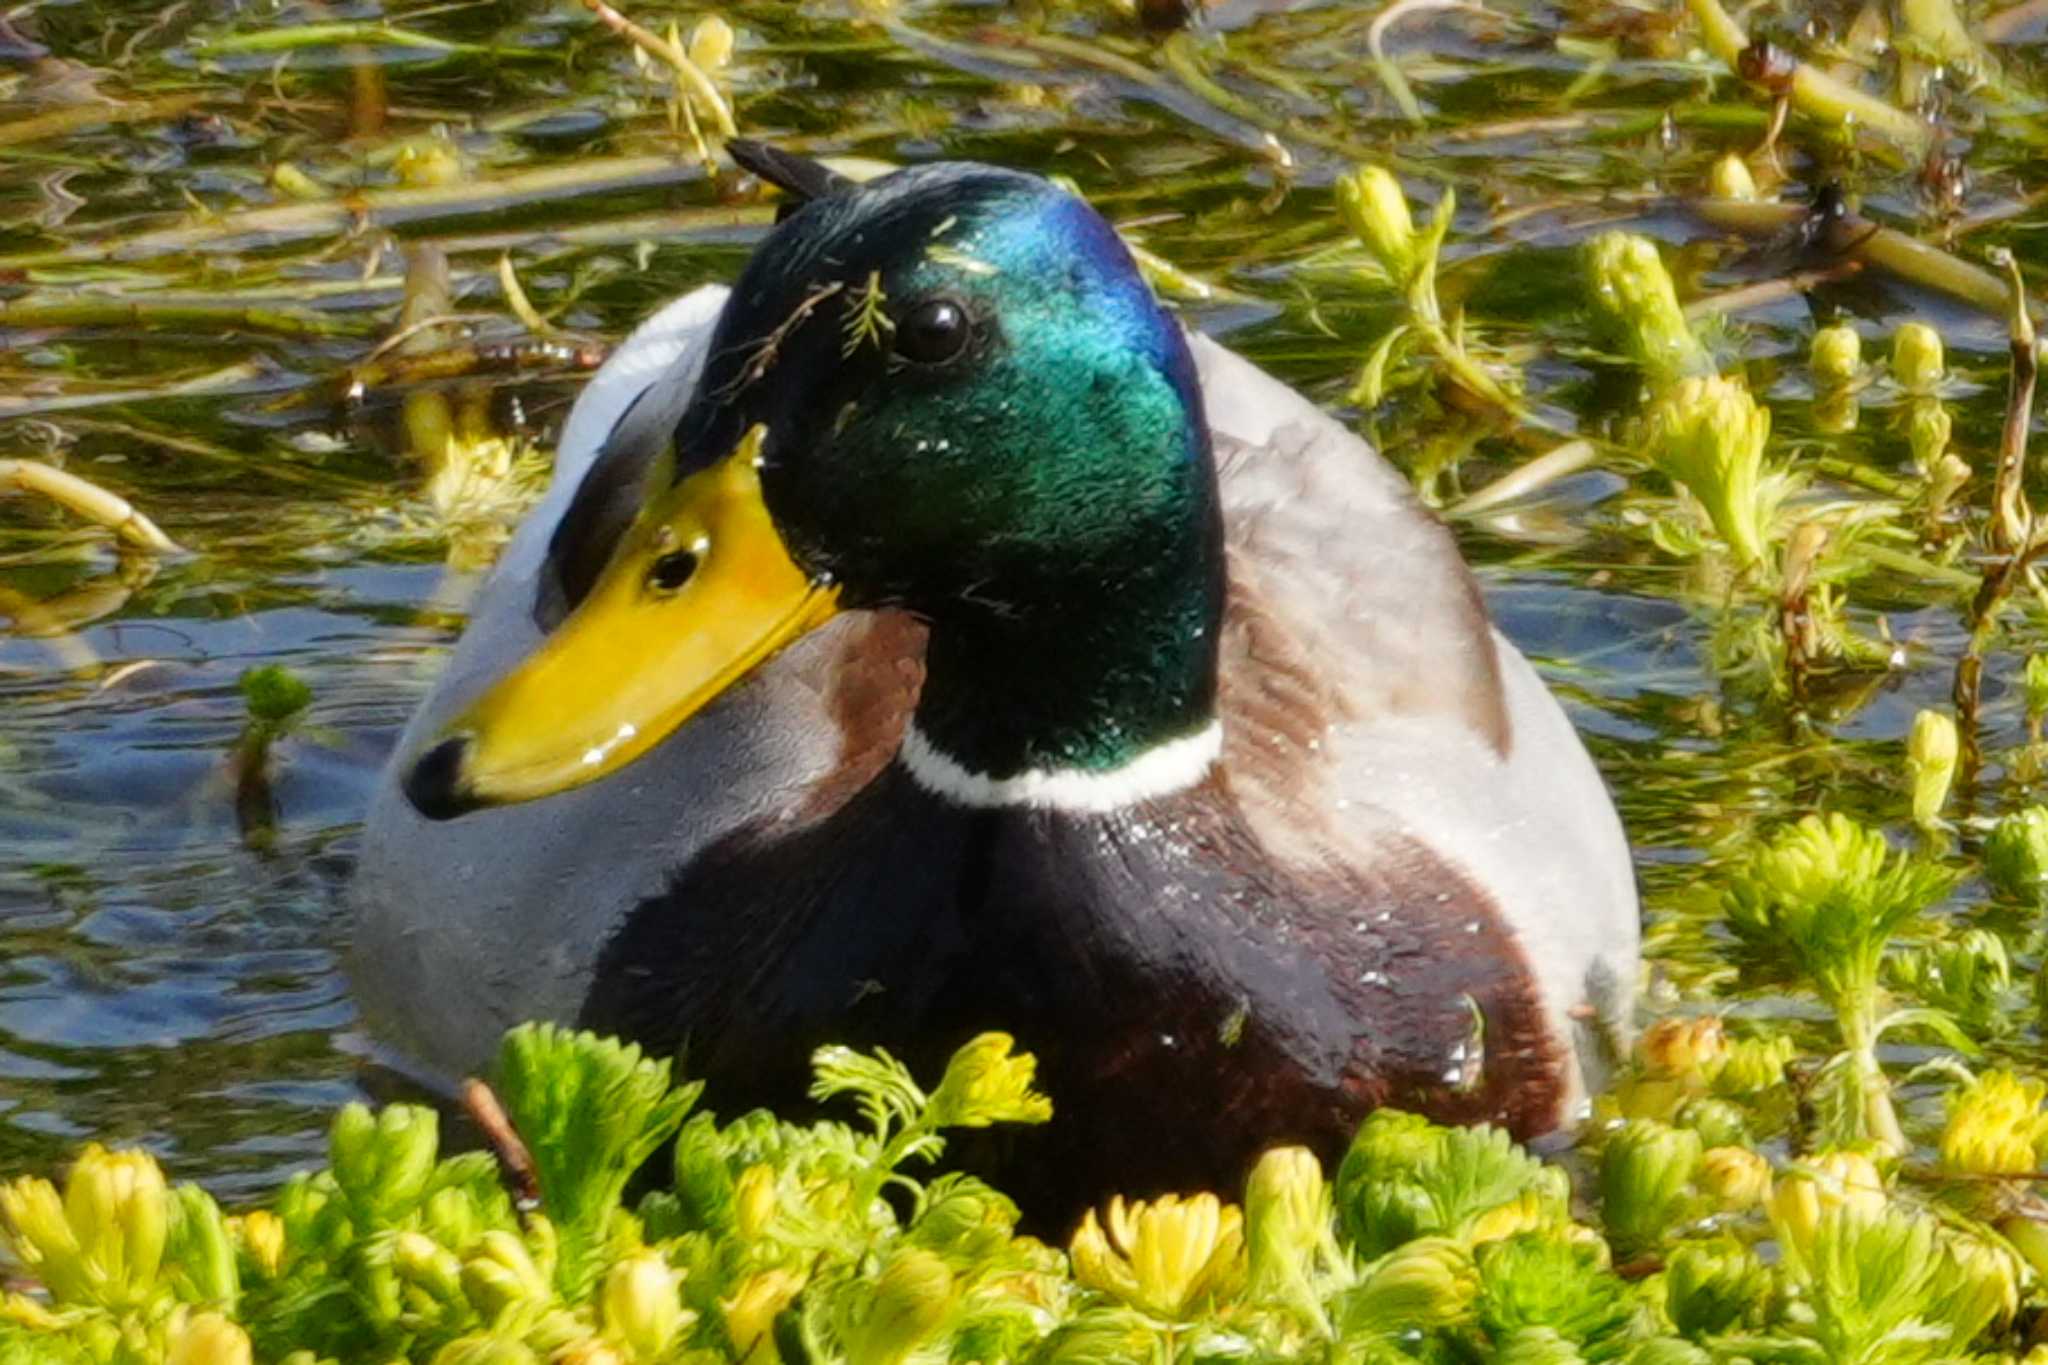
[2,0,2043,1189]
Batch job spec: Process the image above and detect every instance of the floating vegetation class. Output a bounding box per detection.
[7,1022,2048,1363]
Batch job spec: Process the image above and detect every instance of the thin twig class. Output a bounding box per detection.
[1446,439,1599,518]
[1367,0,1491,124]
[1682,262,1864,319]
[577,0,735,137]
[0,460,180,554]
[1954,251,2041,768]
[1990,249,2036,558]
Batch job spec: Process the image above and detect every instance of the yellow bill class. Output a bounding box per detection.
[405,425,840,816]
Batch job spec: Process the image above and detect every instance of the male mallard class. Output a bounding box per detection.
[353,143,1638,1215]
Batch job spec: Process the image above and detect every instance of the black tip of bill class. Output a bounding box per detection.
[403,735,483,822]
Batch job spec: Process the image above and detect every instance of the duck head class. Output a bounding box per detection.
[405,145,1223,818]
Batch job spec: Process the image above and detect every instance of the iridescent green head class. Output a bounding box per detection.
[406,148,1223,818]
[690,153,1219,630]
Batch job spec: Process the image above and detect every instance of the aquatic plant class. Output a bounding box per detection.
[5,1017,2048,1362]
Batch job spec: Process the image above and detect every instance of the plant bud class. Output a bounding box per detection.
[686,15,734,69]
[1641,376,1772,569]
[735,1164,777,1242]
[602,1253,685,1359]
[1464,1190,1546,1246]
[2001,1216,2048,1281]
[1893,321,1945,394]
[431,1334,541,1365]
[927,1032,1052,1129]
[395,1231,465,1304]
[1907,400,1952,470]
[1767,1150,1884,1264]
[423,1187,485,1252]
[171,1184,239,1308]
[165,1309,252,1365]
[1031,1310,1161,1365]
[1924,451,1969,516]
[1627,1340,1712,1365]
[1986,808,2048,900]
[1709,1034,1792,1097]
[0,1175,85,1304]
[394,137,463,190]
[1721,813,1955,996]
[1810,324,1862,388]
[1586,233,1714,388]
[1334,1109,1448,1256]
[234,1210,286,1279]
[239,664,311,726]
[1696,1147,1769,1210]
[721,1267,804,1357]
[554,1344,626,1365]
[2027,654,2048,726]
[1245,1146,1327,1289]
[1071,1193,1245,1320]
[1906,709,1959,830]
[846,1249,954,1365]
[1674,1098,1748,1150]
[1641,1016,1727,1078]
[1344,1235,1478,1326]
[1662,1238,1765,1336]
[268,163,328,201]
[330,1103,439,1222]
[1940,1070,2048,1175]
[1494,1326,1585,1364]
[1599,1120,1702,1252]
[42,1145,172,1309]
[909,1178,1015,1260]
[1708,154,1757,200]
[462,1231,549,1318]
[1338,165,1418,281]
[1940,1230,2020,1336]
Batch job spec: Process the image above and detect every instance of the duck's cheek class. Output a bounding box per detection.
[402,427,842,819]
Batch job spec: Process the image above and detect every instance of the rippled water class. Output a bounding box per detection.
[3,0,2043,1189]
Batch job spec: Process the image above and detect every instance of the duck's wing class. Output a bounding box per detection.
[352,286,924,1084]
[1194,335,1639,1118]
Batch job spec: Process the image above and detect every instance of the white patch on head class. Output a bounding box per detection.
[898,721,1222,812]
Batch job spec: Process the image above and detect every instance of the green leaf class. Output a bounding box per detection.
[1474,1233,1635,1359]
[808,1043,927,1141]
[492,1024,699,1298]
[167,1184,239,1309]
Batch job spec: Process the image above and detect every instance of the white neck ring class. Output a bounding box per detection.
[897,720,1222,813]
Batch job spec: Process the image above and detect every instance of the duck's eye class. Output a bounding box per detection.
[895,298,970,366]
[648,548,701,593]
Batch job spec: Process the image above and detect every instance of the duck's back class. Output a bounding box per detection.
[1194,336,1639,1129]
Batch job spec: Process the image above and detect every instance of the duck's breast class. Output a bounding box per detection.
[351,286,926,1083]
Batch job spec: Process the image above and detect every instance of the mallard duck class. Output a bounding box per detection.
[353,142,1638,1216]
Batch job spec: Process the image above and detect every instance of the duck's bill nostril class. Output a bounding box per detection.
[403,735,483,821]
